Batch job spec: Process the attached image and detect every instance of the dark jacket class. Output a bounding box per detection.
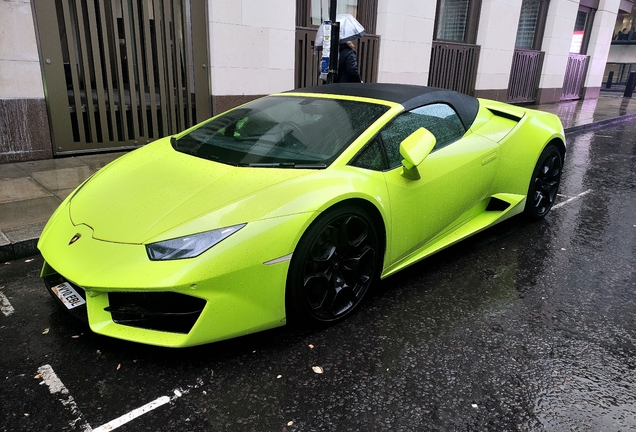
[335,44,361,83]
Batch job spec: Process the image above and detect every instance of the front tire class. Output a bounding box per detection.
[286,205,380,325]
[524,144,563,220]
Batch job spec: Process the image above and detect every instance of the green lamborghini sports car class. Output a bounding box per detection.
[38,83,565,347]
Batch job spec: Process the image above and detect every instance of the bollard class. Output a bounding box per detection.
[606,71,614,89]
[624,71,636,98]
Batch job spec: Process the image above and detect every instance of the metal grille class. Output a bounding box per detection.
[561,54,589,100]
[294,27,380,88]
[296,0,310,27]
[507,49,544,103]
[295,28,321,89]
[428,41,480,95]
[357,0,377,34]
[33,0,210,154]
[355,36,380,83]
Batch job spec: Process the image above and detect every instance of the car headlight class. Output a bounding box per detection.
[145,224,246,261]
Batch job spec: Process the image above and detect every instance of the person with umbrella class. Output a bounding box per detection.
[315,14,366,83]
[336,40,361,83]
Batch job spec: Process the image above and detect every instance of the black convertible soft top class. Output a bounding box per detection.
[290,83,480,130]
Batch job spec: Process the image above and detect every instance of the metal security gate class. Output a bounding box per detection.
[295,27,380,88]
[33,0,210,154]
[507,49,544,103]
[561,54,589,101]
[428,41,480,96]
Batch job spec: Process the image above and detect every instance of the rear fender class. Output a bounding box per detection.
[490,111,565,195]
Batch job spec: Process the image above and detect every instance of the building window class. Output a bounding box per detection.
[516,0,541,49]
[515,0,550,51]
[436,0,470,42]
[570,10,589,53]
[433,0,481,44]
[612,1,635,43]
[296,0,377,34]
[311,0,358,26]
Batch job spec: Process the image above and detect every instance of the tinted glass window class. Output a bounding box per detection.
[174,96,389,168]
[380,103,466,169]
[350,138,387,171]
[515,0,541,49]
[436,0,469,41]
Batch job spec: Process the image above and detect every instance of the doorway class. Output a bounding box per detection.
[33,0,210,154]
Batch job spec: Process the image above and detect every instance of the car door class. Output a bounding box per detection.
[378,104,501,264]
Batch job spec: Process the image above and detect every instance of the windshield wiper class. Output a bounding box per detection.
[248,162,296,168]
[246,162,327,169]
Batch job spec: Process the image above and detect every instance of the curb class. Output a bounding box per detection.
[564,113,636,135]
[4,113,636,261]
[0,222,45,262]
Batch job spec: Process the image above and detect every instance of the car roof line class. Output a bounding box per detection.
[287,83,479,130]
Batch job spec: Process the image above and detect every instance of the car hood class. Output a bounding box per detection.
[69,138,313,244]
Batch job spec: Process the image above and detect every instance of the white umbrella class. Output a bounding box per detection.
[314,14,366,50]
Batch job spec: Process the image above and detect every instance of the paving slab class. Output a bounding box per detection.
[0,163,28,180]
[0,177,52,204]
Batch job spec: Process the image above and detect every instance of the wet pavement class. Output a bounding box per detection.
[527,92,636,131]
[1,121,636,430]
[1,92,636,261]
[0,152,126,261]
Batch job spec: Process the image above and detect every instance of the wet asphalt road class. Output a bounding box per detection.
[2,120,636,431]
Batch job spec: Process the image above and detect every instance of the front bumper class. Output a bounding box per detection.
[38,204,313,347]
[42,263,207,334]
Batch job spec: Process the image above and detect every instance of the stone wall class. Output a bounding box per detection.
[0,0,52,163]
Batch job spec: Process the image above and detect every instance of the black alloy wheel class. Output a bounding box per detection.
[525,144,563,220]
[287,205,380,324]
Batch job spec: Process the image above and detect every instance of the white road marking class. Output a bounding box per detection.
[552,189,592,210]
[0,292,15,316]
[38,362,193,431]
[38,364,193,431]
[37,365,92,431]
[91,397,170,432]
[92,389,184,432]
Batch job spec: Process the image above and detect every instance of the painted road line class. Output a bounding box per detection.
[37,365,92,431]
[553,189,592,210]
[0,292,15,316]
[92,389,185,432]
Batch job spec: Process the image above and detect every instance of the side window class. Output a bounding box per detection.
[380,103,466,169]
[350,137,387,171]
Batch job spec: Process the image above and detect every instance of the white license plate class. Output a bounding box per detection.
[51,282,86,310]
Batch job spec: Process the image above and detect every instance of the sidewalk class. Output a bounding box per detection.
[2,92,636,261]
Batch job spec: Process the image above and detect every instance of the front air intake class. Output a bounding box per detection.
[106,292,206,334]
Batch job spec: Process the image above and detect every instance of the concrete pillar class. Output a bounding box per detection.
[0,0,52,163]
[473,0,523,101]
[537,0,580,103]
[375,0,435,85]
[583,0,621,99]
[207,0,295,114]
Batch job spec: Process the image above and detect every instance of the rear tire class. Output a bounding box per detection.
[286,205,379,325]
[524,144,563,220]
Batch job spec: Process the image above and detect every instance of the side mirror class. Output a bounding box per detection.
[400,128,436,170]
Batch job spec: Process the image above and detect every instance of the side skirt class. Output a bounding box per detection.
[381,193,526,278]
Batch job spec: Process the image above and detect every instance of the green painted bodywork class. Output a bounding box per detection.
[38,91,565,347]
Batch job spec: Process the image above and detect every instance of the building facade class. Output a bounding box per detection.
[0,0,629,163]
[604,0,636,86]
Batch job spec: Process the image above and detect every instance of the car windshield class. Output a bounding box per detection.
[173,96,389,168]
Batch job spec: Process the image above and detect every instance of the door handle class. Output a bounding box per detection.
[481,152,497,166]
